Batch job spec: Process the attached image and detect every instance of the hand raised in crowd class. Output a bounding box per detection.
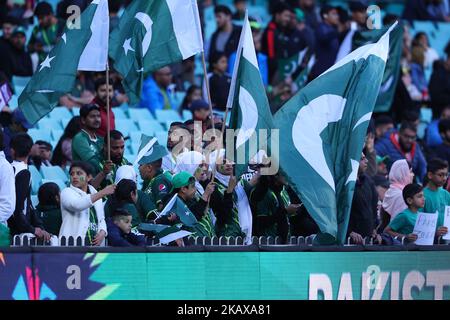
[92,230,106,246]
[349,231,364,244]
[202,182,216,201]
[436,226,448,237]
[285,204,301,216]
[365,132,375,152]
[249,169,261,186]
[101,184,116,197]
[407,233,418,242]
[102,160,114,175]
[226,176,238,194]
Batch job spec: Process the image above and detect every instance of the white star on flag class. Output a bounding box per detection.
[123,38,135,56]
[39,55,55,72]
[61,33,67,44]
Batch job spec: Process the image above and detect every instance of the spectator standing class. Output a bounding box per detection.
[71,104,104,175]
[59,161,115,245]
[0,128,15,246]
[91,77,115,138]
[203,53,231,111]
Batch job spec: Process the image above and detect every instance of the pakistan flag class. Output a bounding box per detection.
[109,0,203,105]
[227,13,273,177]
[274,24,396,245]
[19,0,109,125]
[336,22,403,112]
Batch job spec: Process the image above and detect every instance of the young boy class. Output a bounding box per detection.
[384,183,424,243]
[107,208,146,247]
[422,159,449,239]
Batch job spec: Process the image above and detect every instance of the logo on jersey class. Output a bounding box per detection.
[158,184,166,192]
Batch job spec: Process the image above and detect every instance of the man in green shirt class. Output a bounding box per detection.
[90,130,130,190]
[136,134,173,211]
[422,158,449,238]
[28,1,65,63]
[385,183,424,242]
[71,104,104,174]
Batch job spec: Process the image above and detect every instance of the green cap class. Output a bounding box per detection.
[172,171,195,190]
[12,26,26,37]
[376,155,389,165]
[294,8,305,22]
[135,134,168,165]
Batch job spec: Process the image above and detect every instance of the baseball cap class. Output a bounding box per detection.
[172,171,195,190]
[12,26,26,37]
[376,155,389,165]
[190,99,209,112]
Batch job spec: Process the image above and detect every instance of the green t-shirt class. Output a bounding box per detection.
[98,156,131,189]
[36,204,62,236]
[214,180,245,238]
[143,169,173,208]
[388,208,417,235]
[71,130,104,175]
[423,187,450,227]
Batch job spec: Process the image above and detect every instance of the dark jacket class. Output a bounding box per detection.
[106,218,146,247]
[8,168,44,235]
[310,22,340,79]
[375,130,427,182]
[208,24,242,64]
[402,0,447,22]
[262,21,308,81]
[35,204,62,236]
[285,185,320,237]
[0,37,33,82]
[429,60,450,117]
[208,72,231,111]
[347,174,378,238]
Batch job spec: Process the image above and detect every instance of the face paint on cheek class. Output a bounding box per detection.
[79,175,86,182]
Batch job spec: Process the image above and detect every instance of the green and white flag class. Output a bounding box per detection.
[138,223,192,245]
[227,13,274,177]
[274,23,395,245]
[109,0,203,105]
[278,49,315,92]
[335,23,403,113]
[156,194,198,227]
[19,0,109,125]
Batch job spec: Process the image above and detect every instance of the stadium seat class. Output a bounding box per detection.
[128,107,154,121]
[12,76,31,88]
[41,179,67,191]
[72,107,80,116]
[130,131,143,144]
[420,108,433,123]
[182,110,192,121]
[52,129,63,141]
[8,95,18,110]
[113,107,128,119]
[47,107,72,120]
[14,85,25,96]
[27,129,52,143]
[115,119,139,136]
[60,118,70,129]
[31,195,39,208]
[137,119,165,134]
[130,143,140,155]
[37,118,63,131]
[155,131,168,145]
[40,166,69,183]
[154,110,182,124]
[28,165,42,195]
[384,3,404,16]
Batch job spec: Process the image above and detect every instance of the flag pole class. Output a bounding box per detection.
[201,51,217,181]
[106,62,111,161]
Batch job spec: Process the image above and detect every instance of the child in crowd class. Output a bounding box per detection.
[107,208,146,247]
[384,183,424,243]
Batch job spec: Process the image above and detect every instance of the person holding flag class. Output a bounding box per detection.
[273,23,397,244]
[135,134,172,211]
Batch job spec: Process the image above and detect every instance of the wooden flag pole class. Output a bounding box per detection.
[106,63,111,161]
[201,51,217,181]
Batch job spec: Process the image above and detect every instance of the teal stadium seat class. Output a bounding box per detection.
[28,128,52,142]
[8,95,18,110]
[182,110,192,121]
[113,107,128,119]
[37,118,62,130]
[128,108,154,121]
[47,107,72,120]
[31,195,39,208]
[137,119,165,134]
[41,179,67,191]
[155,131,169,146]
[52,129,64,141]
[420,108,433,123]
[115,119,139,136]
[40,166,69,183]
[155,110,182,125]
[28,165,42,195]
[12,76,31,88]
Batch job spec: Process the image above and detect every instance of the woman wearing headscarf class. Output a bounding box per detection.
[380,159,415,230]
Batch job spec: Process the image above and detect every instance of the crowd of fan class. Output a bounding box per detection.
[0,0,450,247]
